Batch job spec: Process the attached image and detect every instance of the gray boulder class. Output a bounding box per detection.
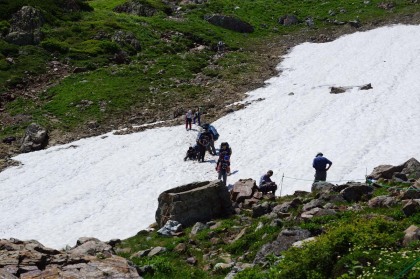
[70,237,113,256]
[403,225,420,246]
[302,199,325,211]
[311,182,335,193]
[252,202,273,218]
[157,220,183,236]
[368,158,420,180]
[340,183,374,202]
[272,198,302,214]
[205,15,254,33]
[111,30,141,51]
[20,123,48,153]
[253,228,311,264]
[402,200,420,217]
[401,158,420,180]
[5,6,44,45]
[400,188,420,200]
[190,222,208,235]
[368,195,398,208]
[155,180,233,228]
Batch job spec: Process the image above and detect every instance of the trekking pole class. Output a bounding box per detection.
[279,173,284,197]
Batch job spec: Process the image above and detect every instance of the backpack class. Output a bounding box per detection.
[208,125,219,141]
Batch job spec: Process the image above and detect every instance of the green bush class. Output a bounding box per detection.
[40,39,69,53]
[0,40,19,56]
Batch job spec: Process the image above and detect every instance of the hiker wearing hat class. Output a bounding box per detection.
[185,110,193,130]
[313,152,332,182]
[216,155,230,186]
[258,170,277,195]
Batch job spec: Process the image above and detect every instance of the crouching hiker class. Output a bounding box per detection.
[216,155,230,186]
[258,170,277,195]
[184,145,199,161]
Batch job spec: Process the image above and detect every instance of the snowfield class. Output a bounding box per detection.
[1,25,419,249]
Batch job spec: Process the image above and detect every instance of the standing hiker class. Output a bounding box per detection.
[312,152,332,182]
[216,155,230,186]
[258,170,278,195]
[219,142,232,174]
[185,110,193,131]
[197,126,213,162]
[193,107,201,126]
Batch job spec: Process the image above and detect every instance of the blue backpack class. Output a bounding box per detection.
[208,125,219,141]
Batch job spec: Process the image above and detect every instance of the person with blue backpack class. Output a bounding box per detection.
[202,123,219,155]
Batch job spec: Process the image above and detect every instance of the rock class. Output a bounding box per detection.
[368,195,398,208]
[114,0,158,17]
[360,83,372,90]
[302,199,325,211]
[403,225,420,246]
[0,239,140,278]
[254,228,311,264]
[330,86,346,94]
[349,20,361,28]
[368,158,420,180]
[190,222,208,235]
[20,123,48,153]
[278,15,299,26]
[111,30,141,51]
[157,220,183,236]
[112,51,130,64]
[252,201,273,218]
[73,67,88,74]
[340,183,374,202]
[155,180,233,228]
[377,2,395,10]
[5,6,44,45]
[186,257,197,265]
[301,208,336,219]
[70,237,114,256]
[402,199,420,216]
[272,198,302,214]
[204,15,254,33]
[400,188,420,200]
[311,182,335,193]
[293,190,309,197]
[213,262,234,271]
[292,237,317,248]
[231,179,257,203]
[148,246,166,257]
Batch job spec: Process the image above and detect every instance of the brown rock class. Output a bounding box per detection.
[231,179,257,203]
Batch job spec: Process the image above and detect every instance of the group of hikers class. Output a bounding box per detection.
[183,109,333,195]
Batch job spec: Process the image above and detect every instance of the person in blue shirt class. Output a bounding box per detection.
[258,170,277,195]
[313,152,332,182]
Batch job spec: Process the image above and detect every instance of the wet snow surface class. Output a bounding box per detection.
[1,25,419,248]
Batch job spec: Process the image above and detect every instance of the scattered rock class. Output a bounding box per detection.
[340,183,374,202]
[157,220,183,236]
[368,195,398,208]
[190,222,208,235]
[377,2,395,10]
[148,246,166,257]
[360,83,372,90]
[302,199,325,211]
[403,225,420,246]
[114,0,158,17]
[402,199,420,216]
[330,86,347,94]
[186,257,197,265]
[20,123,48,153]
[111,30,141,51]
[252,202,273,218]
[311,181,335,193]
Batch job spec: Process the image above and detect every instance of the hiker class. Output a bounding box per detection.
[216,155,230,186]
[258,170,278,195]
[197,125,213,162]
[193,107,201,126]
[219,142,232,174]
[313,152,332,182]
[185,110,193,130]
[184,145,199,161]
[202,123,218,155]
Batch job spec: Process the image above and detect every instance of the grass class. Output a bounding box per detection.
[1,0,420,140]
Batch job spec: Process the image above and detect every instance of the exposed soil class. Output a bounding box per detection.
[1,12,419,172]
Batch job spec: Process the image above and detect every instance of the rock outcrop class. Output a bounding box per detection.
[0,238,140,278]
[4,6,44,46]
[204,15,254,33]
[155,180,233,228]
[114,0,158,17]
[20,123,48,153]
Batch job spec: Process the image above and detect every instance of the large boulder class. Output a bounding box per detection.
[340,183,374,202]
[4,6,44,45]
[20,123,48,153]
[0,238,140,278]
[402,199,420,217]
[205,15,254,33]
[231,179,257,203]
[403,225,420,246]
[114,0,158,17]
[311,181,335,193]
[155,180,233,228]
[253,228,311,264]
[368,158,420,180]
